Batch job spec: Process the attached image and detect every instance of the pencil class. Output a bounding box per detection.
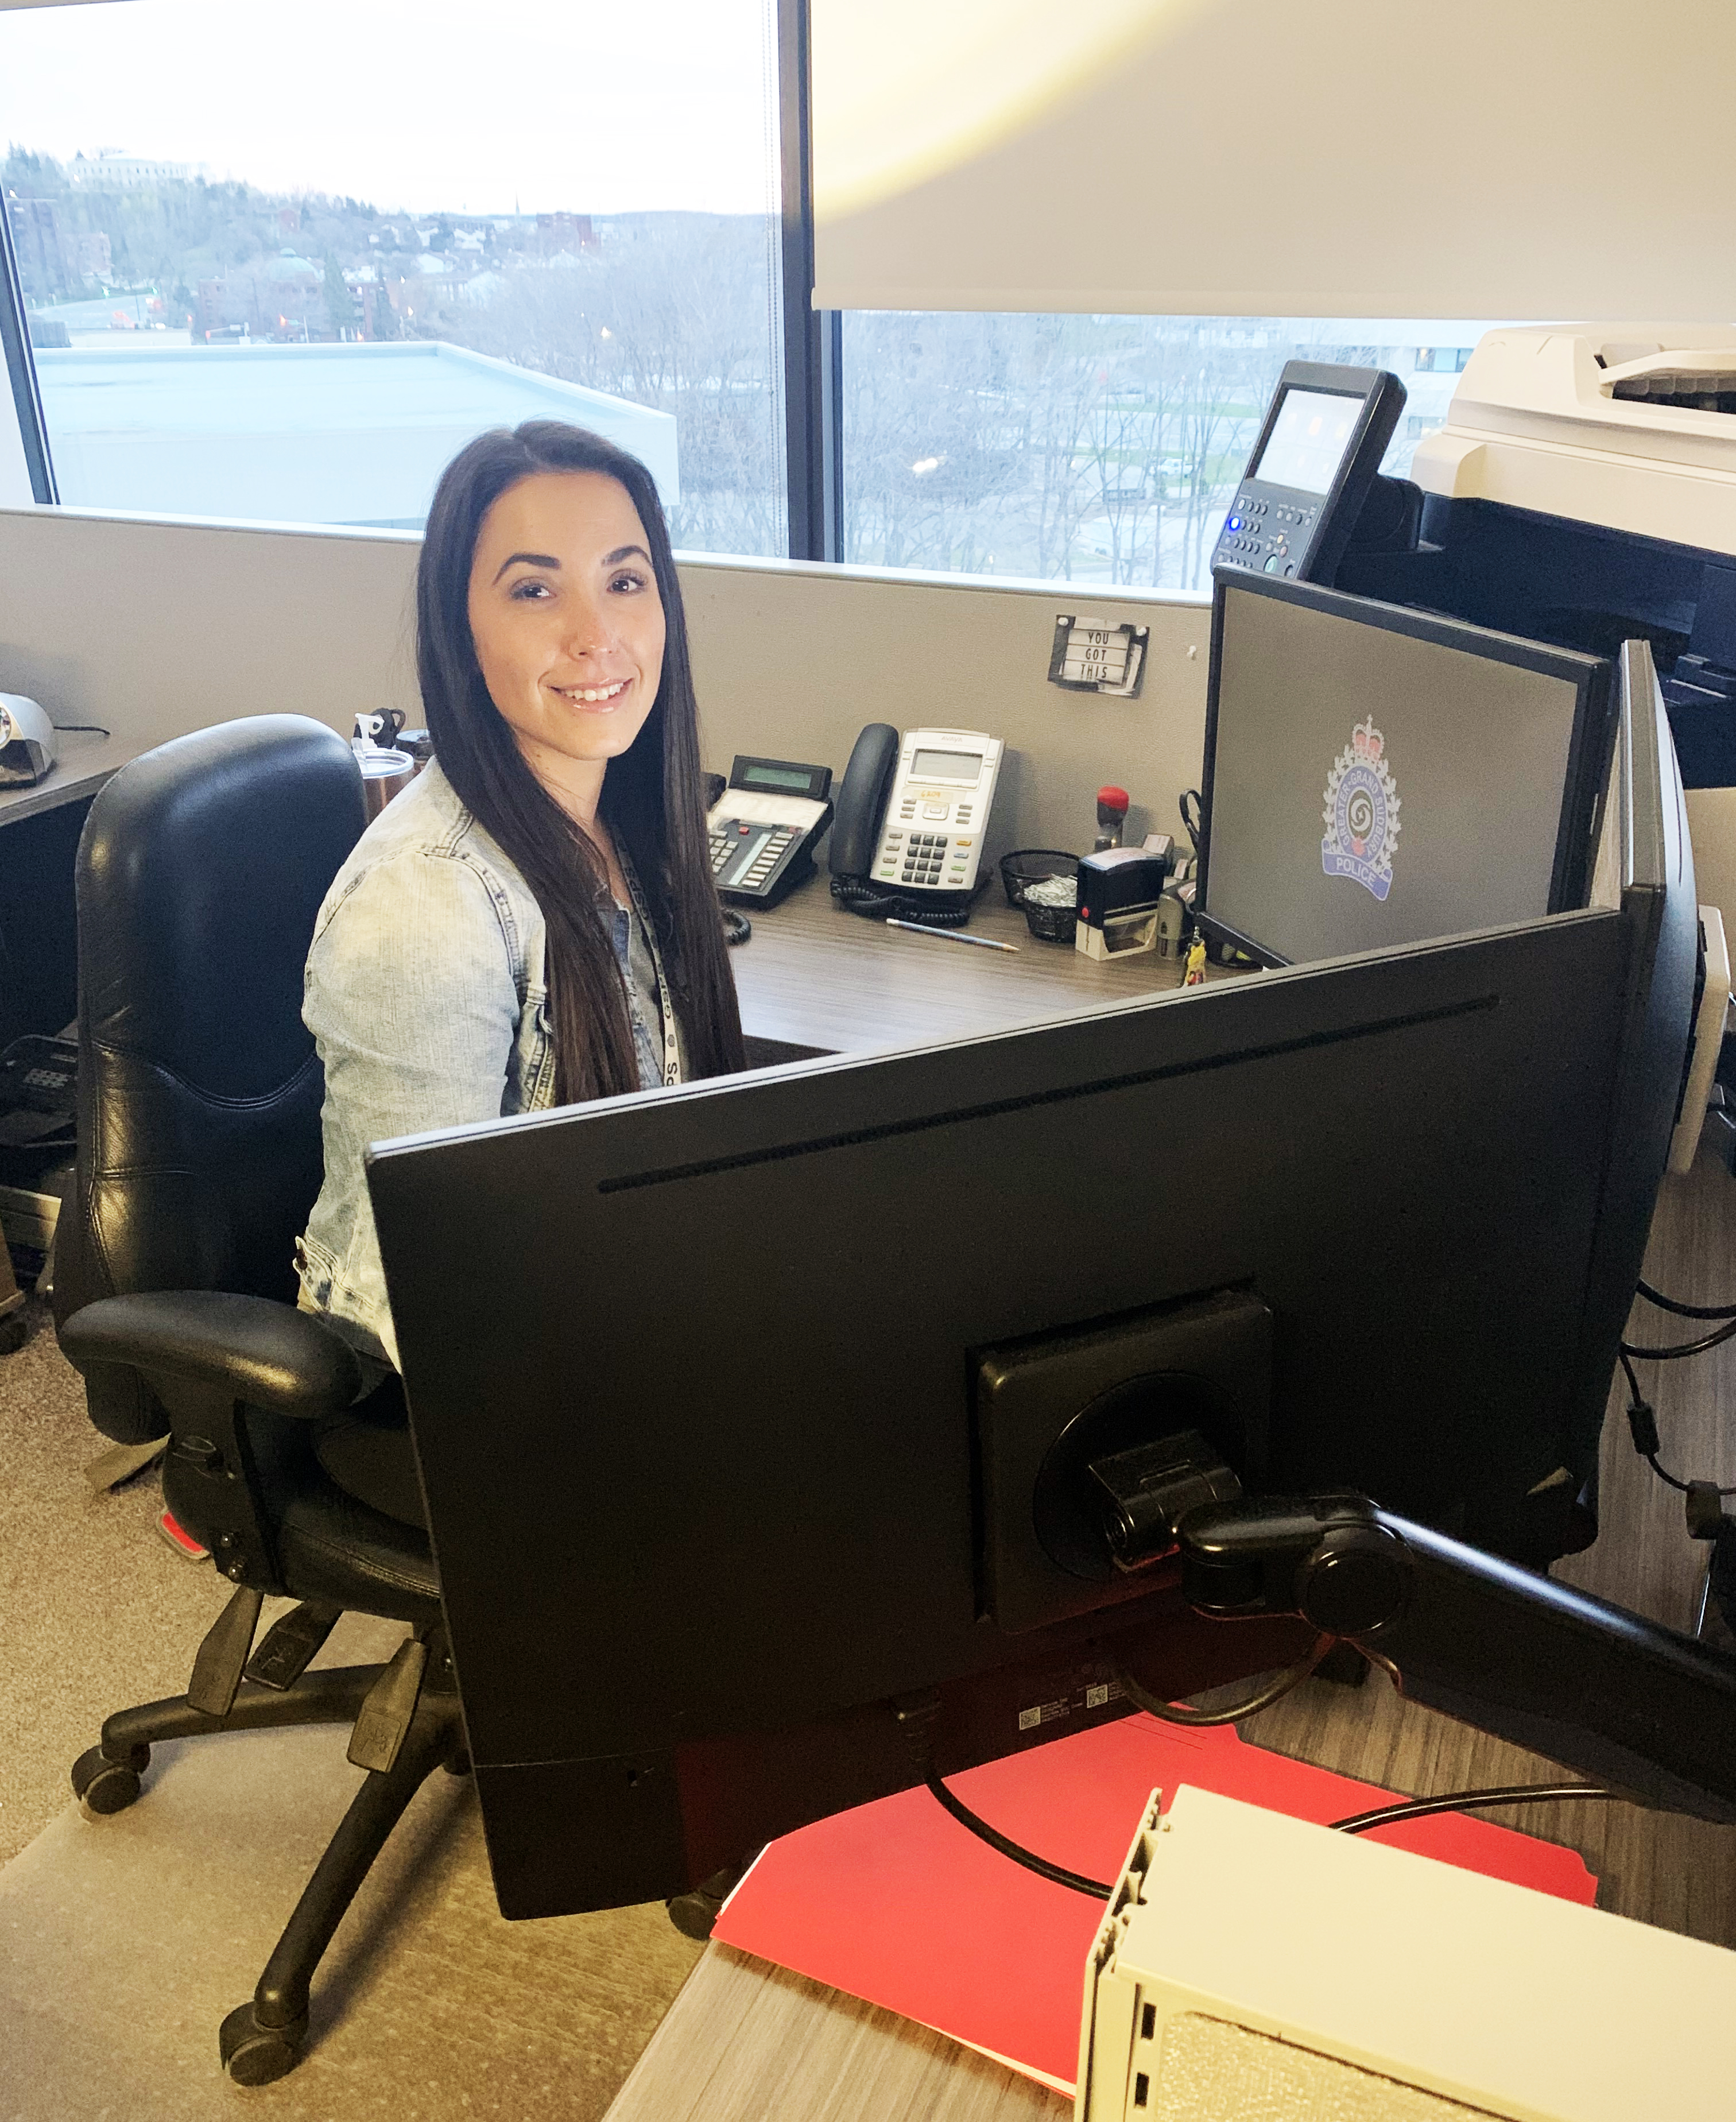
[886,918,1020,953]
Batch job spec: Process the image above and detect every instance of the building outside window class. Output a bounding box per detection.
[0,0,787,553]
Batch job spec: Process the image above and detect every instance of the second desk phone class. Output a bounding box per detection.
[707,754,834,907]
[829,723,1005,909]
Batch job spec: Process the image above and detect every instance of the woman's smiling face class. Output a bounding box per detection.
[466,470,666,803]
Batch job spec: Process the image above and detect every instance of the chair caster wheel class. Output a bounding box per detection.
[71,1744,147,1813]
[664,1888,720,1941]
[665,1864,741,1942]
[219,2001,308,2085]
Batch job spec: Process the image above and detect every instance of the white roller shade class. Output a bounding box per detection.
[812,0,1736,318]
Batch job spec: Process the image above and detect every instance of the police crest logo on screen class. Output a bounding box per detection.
[1321,716,1400,901]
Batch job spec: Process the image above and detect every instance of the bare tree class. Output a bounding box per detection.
[423,214,786,557]
[842,312,1307,591]
[5,139,1404,583]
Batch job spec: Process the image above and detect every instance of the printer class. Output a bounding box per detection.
[1334,323,1736,921]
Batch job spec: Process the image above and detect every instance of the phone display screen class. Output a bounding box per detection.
[1253,389,1362,494]
[912,749,982,783]
[742,763,815,791]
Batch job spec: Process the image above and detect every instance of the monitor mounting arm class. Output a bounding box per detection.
[1168,1494,1736,1826]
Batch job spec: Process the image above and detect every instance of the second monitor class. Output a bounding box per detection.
[1197,574,1617,968]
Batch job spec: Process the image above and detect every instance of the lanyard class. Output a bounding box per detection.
[618,848,683,1088]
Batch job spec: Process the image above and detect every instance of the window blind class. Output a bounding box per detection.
[811,0,1736,319]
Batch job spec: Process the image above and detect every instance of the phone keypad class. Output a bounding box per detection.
[710,820,795,891]
[872,734,1002,893]
[877,824,980,890]
[741,828,793,888]
[900,833,953,884]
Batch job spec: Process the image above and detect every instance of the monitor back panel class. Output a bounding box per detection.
[371,907,1642,1789]
[1202,579,1613,965]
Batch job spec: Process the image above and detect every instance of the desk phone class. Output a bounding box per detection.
[823,726,1001,900]
[1211,362,1405,587]
[708,754,834,907]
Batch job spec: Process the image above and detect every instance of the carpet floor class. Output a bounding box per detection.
[0,1296,701,2118]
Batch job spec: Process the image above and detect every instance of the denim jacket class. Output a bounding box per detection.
[296,759,685,1372]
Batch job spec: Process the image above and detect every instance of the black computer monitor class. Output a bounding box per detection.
[1197,574,1617,968]
[367,646,1694,1920]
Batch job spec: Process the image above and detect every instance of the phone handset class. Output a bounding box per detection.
[828,723,1003,928]
[828,723,901,882]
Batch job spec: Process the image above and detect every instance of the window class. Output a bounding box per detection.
[0,0,786,554]
[840,313,1513,593]
[2,8,1520,586]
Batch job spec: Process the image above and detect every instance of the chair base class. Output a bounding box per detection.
[219,2000,309,2087]
[71,1612,468,2081]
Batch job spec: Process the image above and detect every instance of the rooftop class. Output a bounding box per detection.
[33,340,679,527]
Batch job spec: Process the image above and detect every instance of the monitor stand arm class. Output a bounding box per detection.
[1171,1494,1736,1826]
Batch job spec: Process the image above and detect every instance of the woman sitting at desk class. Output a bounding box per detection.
[295,421,744,1376]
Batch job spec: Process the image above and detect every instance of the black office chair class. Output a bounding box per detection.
[52,715,464,2086]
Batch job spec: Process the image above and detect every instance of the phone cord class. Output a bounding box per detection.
[829,875,976,928]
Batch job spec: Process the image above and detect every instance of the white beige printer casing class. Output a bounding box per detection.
[1353,324,1736,952]
[1413,323,1736,555]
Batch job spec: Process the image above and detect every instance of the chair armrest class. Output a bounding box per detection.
[58,1292,363,1420]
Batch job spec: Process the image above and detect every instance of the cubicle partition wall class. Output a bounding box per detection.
[0,504,1211,863]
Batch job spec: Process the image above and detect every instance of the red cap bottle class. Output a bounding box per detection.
[1095,785,1130,850]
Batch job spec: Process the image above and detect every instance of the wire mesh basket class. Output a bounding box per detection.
[1000,850,1080,944]
[999,849,1079,907]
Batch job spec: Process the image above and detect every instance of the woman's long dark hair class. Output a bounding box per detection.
[417,421,744,1102]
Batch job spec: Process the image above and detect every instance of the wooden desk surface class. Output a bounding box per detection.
[729,880,1185,1054]
[607,1946,1063,2122]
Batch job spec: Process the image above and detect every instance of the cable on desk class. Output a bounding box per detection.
[1330,1782,1615,1835]
[1618,1350,1736,1498]
[917,1674,1604,1892]
[50,721,110,737]
[894,1691,1112,1900]
[1110,1635,1335,1728]
[830,875,974,928]
[925,1774,1113,1900]
[1621,1316,1736,1362]
[1637,1277,1736,1321]
[906,1632,1372,1903]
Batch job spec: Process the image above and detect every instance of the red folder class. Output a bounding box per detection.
[712,1717,1598,2094]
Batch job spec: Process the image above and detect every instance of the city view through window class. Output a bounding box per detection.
[7,150,786,551]
[1,0,789,555]
[3,2,1501,588]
